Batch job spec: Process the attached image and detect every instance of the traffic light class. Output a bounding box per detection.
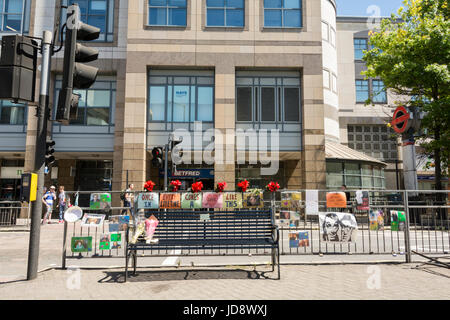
[56,4,100,124]
[152,147,164,168]
[0,35,37,103]
[45,140,56,167]
[170,136,183,159]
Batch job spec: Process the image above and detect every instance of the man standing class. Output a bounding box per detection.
[57,186,66,223]
[42,186,56,224]
[122,183,134,215]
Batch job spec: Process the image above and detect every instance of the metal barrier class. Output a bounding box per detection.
[60,189,449,267]
[0,201,30,227]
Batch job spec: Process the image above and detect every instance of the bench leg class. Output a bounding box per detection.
[277,246,281,280]
[271,248,276,272]
[125,247,129,282]
[133,251,137,275]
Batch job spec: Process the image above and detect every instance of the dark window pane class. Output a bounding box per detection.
[87,107,109,125]
[284,9,301,27]
[236,87,252,121]
[0,106,25,124]
[226,8,244,26]
[261,87,275,121]
[87,15,106,33]
[169,8,186,26]
[227,0,244,8]
[264,9,282,27]
[149,7,167,25]
[284,87,300,121]
[207,0,224,6]
[264,0,282,8]
[207,8,225,26]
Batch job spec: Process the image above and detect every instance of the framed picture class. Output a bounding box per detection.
[71,237,92,253]
[81,214,105,227]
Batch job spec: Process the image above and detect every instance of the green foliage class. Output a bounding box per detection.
[363,0,450,178]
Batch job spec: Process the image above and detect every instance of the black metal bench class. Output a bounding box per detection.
[124,208,280,281]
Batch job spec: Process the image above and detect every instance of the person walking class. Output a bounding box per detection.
[122,183,135,216]
[42,186,56,224]
[57,186,66,223]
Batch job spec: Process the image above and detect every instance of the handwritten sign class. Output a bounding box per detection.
[326,192,347,208]
[159,193,181,209]
[136,193,159,209]
[202,192,223,208]
[222,192,242,209]
[181,193,202,209]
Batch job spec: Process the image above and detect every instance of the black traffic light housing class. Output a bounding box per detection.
[152,147,164,168]
[56,4,100,125]
[45,140,56,167]
[0,35,37,103]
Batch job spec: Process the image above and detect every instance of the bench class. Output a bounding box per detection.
[124,208,280,281]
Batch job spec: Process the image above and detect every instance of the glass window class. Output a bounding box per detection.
[345,162,360,175]
[206,0,244,27]
[62,0,114,42]
[264,0,302,28]
[54,78,116,126]
[323,70,330,89]
[148,74,214,123]
[330,27,336,47]
[331,74,337,93]
[0,100,26,125]
[236,87,252,121]
[321,21,329,41]
[354,38,367,60]
[372,80,387,103]
[284,87,300,122]
[0,0,30,33]
[261,87,275,121]
[148,0,187,26]
[356,80,369,103]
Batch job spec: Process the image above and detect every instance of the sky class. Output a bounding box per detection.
[336,0,406,17]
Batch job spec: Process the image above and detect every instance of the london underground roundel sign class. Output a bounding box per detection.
[391,106,410,134]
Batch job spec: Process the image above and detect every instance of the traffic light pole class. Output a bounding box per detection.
[164,143,169,191]
[27,30,53,281]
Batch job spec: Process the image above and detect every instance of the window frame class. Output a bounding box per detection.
[147,0,188,27]
[354,38,368,61]
[263,0,303,29]
[355,79,369,103]
[0,100,27,127]
[0,0,30,34]
[206,0,245,28]
[371,79,387,104]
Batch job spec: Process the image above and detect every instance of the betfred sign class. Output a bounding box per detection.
[391,106,411,134]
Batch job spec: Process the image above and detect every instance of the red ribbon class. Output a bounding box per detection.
[144,180,155,192]
[267,181,280,192]
[237,180,250,192]
[191,181,204,193]
[216,182,227,193]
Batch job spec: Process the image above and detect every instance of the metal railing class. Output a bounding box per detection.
[0,201,30,227]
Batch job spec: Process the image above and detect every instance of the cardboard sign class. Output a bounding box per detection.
[222,192,242,209]
[202,192,223,208]
[159,193,181,209]
[326,192,347,208]
[136,192,159,209]
[243,191,264,208]
[281,192,302,208]
[181,193,202,209]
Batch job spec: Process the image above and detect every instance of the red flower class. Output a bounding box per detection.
[143,180,155,192]
[266,181,280,192]
[237,180,250,192]
[169,180,182,192]
[191,181,204,193]
[216,182,227,193]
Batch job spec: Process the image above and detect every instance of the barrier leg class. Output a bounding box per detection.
[125,247,129,282]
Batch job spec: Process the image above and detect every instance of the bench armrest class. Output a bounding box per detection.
[271,224,280,243]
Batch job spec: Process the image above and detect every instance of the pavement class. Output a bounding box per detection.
[1,221,449,300]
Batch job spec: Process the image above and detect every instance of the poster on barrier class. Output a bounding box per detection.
[377,211,385,230]
[319,212,358,242]
[159,193,181,209]
[202,192,223,208]
[109,215,130,231]
[136,192,159,209]
[390,210,406,231]
[99,234,110,250]
[81,214,105,227]
[181,193,202,209]
[326,192,347,208]
[305,190,319,215]
[110,233,122,249]
[89,193,111,210]
[222,192,242,209]
[289,231,310,248]
[243,191,264,208]
[281,192,302,208]
[369,210,378,230]
[71,236,92,253]
[356,190,370,211]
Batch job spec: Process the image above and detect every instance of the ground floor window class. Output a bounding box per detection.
[0,100,26,125]
[326,160,386,189]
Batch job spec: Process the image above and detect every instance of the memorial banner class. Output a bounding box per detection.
[159,193,181,209]
[181,193,202,209]
[136,192,159,209]
[222,192,242,209]
[202,192,223,208]
[319,212,358,242]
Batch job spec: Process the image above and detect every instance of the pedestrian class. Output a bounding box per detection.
[42,186,56,224]
[57,186,66,223]
[122,183,135,216]
[341,184,352,213]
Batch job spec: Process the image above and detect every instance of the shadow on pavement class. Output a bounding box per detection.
[98,267,277,283]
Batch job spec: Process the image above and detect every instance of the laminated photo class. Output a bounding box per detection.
[71,236,92,253]
[181,192,203,209]
[222,192,242,209]
[202,192,223,209]
[278,219,290,228]
[390,210,406,231]
[319,212,358,243]
[110,233,122,249]
[108,223,119,232]
[81,214,105,227]
[281,192,302,208]
[243,191,264,208]
[136,192,159,209]
[289,231,309,248]
[99,234,110,250]
[89,193,111,210]
[356,190,370,211]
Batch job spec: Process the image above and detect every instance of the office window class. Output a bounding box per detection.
[148,0,187,26]
[321,21,328,41]
[206,0,244,27]
[356,80,369,103]
[264,0,302,28]
[55,78,116,126]
[0,100,26,125]
[61,0,114,42]
[148,74,214,123]
[236,74,301,123]
[0,0,30,33]
[330,26,336,47]
[347,125,398,161]
[323,70,330,89]
[331,73,337,93]
[372,80,387,103]
[354,38,368,60]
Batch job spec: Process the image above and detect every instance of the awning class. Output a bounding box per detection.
[325,142,387,167]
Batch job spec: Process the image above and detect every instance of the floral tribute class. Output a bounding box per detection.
[266,181,280,192]
[216,182,227,193]
[143,180,156,192]
[169,180,182,192]
[191,181,204,193]
[237,179,250,192]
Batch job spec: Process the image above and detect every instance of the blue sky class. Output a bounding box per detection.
[336,0,405,17]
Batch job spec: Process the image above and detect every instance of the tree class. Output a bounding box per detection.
[363,0,450,191]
